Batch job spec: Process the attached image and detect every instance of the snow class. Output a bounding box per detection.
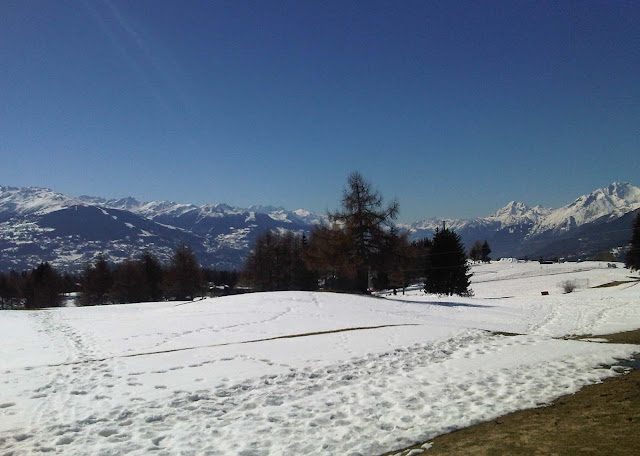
[0,186,86,217]
[402,182,640,238]
[1,262,639,455]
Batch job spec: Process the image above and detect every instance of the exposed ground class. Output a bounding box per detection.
[385,329,640,456]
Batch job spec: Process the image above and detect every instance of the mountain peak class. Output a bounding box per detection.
[1,185,84,216]
[492,201,531,218]
[601,182,640,201]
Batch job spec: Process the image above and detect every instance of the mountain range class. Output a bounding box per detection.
[399,182,640,260]
[0,182,638,272]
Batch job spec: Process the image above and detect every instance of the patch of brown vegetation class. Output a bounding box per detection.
[382,329,640,456]
[591,279,640,288]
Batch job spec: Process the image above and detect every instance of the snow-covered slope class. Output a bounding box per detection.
[1,262,639,455]
[0,186,87,218]
[80,196,326,226]
[529,182,640,235]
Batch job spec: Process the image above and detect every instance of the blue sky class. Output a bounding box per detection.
[1,0,638,222]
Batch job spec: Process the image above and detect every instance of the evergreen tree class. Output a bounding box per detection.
[21,262,62,309]
[373,228,415,294]
[424,226,472,296]
[244,230,317,291]
[626,213,640,271]
[79,254,113,305]
[139,251,164,301]
[110,259,146,304]
[329,171,399,293]
[164,244,203,300]
[469,240,483,262]
[481,240,492,263]
[0,271,24,309]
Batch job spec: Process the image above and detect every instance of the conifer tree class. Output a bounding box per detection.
[111,259,146,304]
[24,262,62,309]
[139,251,164,301]
[329,171,399,293]
[481,240,492,263]
[424,227,472,296]
[626,213,640,271]
[244,230,317,291]
[79,254,113,305]
[304,224,354,291]
[469,241,483,262]
[164,244,203,300]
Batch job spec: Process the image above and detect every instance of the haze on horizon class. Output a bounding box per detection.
[1,1,638,222]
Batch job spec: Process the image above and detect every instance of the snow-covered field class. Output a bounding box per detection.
[1,261,639,455]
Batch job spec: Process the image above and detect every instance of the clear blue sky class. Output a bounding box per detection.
[1,0,638,222]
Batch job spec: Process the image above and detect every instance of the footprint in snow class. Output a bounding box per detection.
[98,429,118,438]
[56,436,74,445]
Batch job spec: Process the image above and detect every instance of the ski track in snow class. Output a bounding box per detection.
[1,261,639,455]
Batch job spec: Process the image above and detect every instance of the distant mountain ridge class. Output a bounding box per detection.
[0,186,323,272]
[400,182,640,259]
[0,182,638,272]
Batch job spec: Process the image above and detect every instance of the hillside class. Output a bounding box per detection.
[1,261,639,455]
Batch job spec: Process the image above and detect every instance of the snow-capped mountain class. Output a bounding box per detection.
[0,185,87,218]
[528,182,640,236]
[0,187,323,272]
[401,182,640,259]
[0,182,638,272]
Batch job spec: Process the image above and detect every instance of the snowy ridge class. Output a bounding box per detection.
[0,186,86,217]
[403,182,639,238]
[79,196,326,225]
[529,182,640,235]
[0,186,325,271]
[489,201,551,228]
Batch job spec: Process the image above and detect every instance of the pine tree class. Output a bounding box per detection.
[469,241,483,262]
[481,240,492,263]
[626,213,640,271]
[244,230,317,291]
[111,259,146,304]
[24,262,62,309]
[424,227,472,296]
[329,171,399,293]
[139,251,164,301]
[79,254,113,305]
[164,244,203,300]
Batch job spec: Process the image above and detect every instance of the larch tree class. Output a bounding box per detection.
[329,171,399,293]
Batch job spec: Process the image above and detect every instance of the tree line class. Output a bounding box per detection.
[0,262,77,309]
[243,172,473,296]
[0,244,239,309]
